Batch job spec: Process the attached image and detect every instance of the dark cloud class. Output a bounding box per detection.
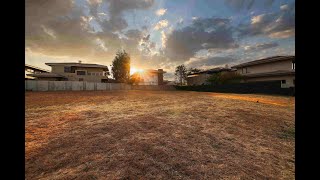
[25,0,74,37]
[244,42,279,51]
[87,0,101,18]
[224,0,254,10]
[164,17,239,62]
[139,34,157,56]
[224,0,274,10]
[125,29,143,40]
[270,4,295,32]
[237,13,274,36]
[26,0,101,58]
[107,0,155,16]
[89,0,155,32]
[100,15,128,32]
[122,29,144,54]
[96,31,122,52]
[143,34,150,41]
[26,0,156,63]
[150,42,156,49]
[141,25,149,31]
[237,3,295,38]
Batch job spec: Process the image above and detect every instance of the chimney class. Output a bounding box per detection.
[78,60,82,63]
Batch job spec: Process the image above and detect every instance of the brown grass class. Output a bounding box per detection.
[25,90,295,179]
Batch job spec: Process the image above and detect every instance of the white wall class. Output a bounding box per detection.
[25,80,131,91]
[237,60,293,75]
[85,82,95,91]
[138,72,158,85]
[96,83,107,90]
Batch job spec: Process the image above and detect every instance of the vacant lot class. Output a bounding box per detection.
[25,90,295,179]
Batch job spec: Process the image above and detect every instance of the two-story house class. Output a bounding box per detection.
[29,61,110,82]
[231,56,295,88]
[187,67,235,86]
[25,64,50,80]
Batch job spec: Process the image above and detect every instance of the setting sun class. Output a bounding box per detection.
[130,67,144,75]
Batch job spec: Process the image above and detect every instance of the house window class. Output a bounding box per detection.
[64,66,71,73]
[242,68,248,74]
[79,78,83,81]
[292,62,295,69]
[71,66,76,73]
[281,80,286,84]
[76,70,86,75]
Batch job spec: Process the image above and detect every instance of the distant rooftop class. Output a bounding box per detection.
[132,69,166,74]
[231,56,295,68]
[201,67,234,73]
[188,67,233,76]
[145,69,166,74]
[45,62,109,69]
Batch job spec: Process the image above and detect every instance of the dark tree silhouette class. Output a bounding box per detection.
[175,65,187,86]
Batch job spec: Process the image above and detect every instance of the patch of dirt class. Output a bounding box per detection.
[25,91,295,179]
[211,93,295,107]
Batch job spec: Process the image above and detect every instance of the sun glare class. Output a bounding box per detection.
[130,67,144,75]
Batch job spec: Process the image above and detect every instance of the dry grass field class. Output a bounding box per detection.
[25,90,295,179]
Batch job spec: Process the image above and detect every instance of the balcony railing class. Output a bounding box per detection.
[87,72,109,76]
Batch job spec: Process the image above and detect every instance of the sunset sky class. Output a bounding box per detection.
[26,0,295,80]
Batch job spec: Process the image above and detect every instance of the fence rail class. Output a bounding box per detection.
[25,80,176,91]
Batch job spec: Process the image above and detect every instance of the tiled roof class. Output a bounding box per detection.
[27,73,66,78]
[25,64,50,72]
[188,67,233,76]
[145,69,167,73]
[45,62,109,69]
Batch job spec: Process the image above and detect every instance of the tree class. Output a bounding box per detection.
[206,72,222,85]
[207,71,243,85]
[175,65,187,86]
[111,50,131,83]
[129,73,143,85]
[187,68,202,75]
